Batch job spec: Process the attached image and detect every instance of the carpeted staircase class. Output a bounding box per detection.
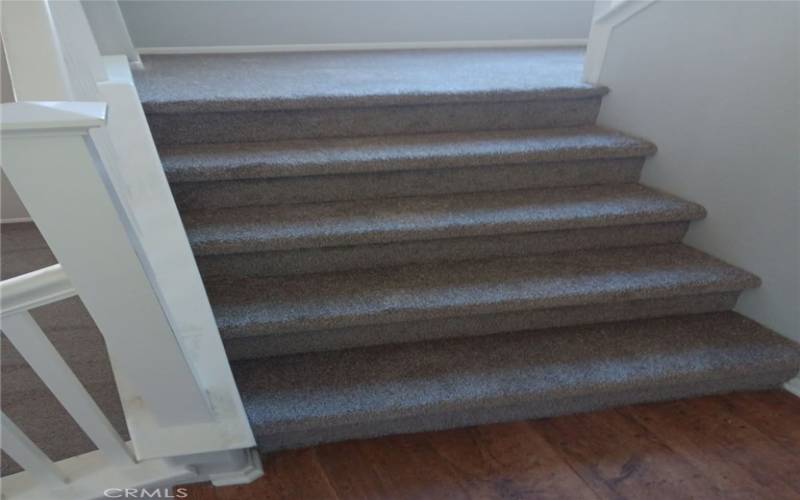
[133,48,800,452]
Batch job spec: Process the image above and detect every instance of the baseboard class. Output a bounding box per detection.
[785,375,800,397]
[137,38,588,56]
[207,448,263,487]
[1,217,33,224]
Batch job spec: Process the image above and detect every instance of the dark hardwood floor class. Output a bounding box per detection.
[184,390,800,500]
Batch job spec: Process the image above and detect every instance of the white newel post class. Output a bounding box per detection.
[0,100,261,496]
[1,3,260,495]
[1,102,214,429]
[2,0,256,463]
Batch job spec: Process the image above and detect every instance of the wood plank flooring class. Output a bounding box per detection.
[183,390,800,500]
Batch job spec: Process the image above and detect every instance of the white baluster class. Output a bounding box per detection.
[1,413,68,488]
[1,312,134,466]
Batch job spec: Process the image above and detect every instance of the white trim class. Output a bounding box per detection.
[0,217,33,224]
[785,375,800,397]
[136,38,588,56]
[0,101,107,133]
[0,264,75,316]
[0,0,72,100]
[584,1,657,83]
[0,445,197,500]
[1,445,261,499]
[207,448,264,487]
[97,55,256,460]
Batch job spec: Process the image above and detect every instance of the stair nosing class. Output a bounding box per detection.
[184,184,706,255]
[258,369,794,434]
[208,244,761,338]
[160,126,656,183]
[142,86,609,115]
[231,312,800,436]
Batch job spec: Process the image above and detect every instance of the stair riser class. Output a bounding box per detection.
[251,371,791,452]
[147,97,602,145]
[223,292,738,358]
[198,222,688,278]
[172,157,644,210]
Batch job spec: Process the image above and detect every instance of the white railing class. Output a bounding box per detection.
[0,1,261,498]
[583,0,656,83]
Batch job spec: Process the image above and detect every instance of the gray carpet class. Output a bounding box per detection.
[134,49,606,145]
[5,46,797,472]
[158,126,654,182]
[144,95,604,145]
[203,243,760,343]
[134,48,603,113]
[182,184,704,255]
[230,312,800,452]
[134,47,799,451]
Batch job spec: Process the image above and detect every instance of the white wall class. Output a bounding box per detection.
[118,0,594,49]
[595,1,799,344]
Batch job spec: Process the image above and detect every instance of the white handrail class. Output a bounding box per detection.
[0,265,75,316]
[584,0,657,83]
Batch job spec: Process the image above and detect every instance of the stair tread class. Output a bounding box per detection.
[232,312,800,443]
[161,126,654,182]
[185,184,705,255]
[207,244,760,338]
[135,48,606,114]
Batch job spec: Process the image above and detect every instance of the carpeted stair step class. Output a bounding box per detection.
[208,244,760,358]
[231,312,800,452]
[145,94,604,145]
[163,127,655,210]
[198,224,692,279]
[187,184,705,277]
[134,50,607,145]
[136,49,604,114]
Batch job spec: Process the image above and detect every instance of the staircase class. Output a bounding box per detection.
[133,48,800,452]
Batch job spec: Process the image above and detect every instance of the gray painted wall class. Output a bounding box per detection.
[118,0,594,49]
[597,0,799,344]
